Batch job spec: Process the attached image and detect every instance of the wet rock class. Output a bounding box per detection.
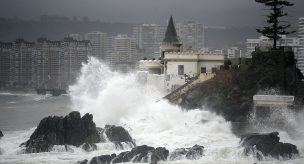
[111,151,130,163]
[88,145,169,164]
[80,143,97,152]
[0,130,3,138]
[150,147,169,164]
[21,111,103,153]
[170,144,204,161]
[186,144,204,160]
[241,131,299,160]
[169,148,187,160]
[111,145,155,163]
[76,159,88,164]
[129,145,155,162]
[104,125,135,148]
[89,154,114,164]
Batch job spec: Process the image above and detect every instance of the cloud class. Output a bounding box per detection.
[0,0,302,26]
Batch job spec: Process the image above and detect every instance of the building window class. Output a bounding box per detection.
[178,65,184,75]
[212,67,217,73]
[201,67,206,73]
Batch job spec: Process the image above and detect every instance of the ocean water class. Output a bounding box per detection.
[0,57,304,164]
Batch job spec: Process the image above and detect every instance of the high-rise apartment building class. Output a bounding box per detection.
[298,17,304,74]
[106,35,138,73]
[0,42,13,88]
[85,31,107,60]
[246,35,299,58]
[176,21,205,51]
[133,24,166,59]
[0,37,92,90]
[33,38,62,88]
[9,39,35,87]
[225,47,242,59]
[61,37,91,86]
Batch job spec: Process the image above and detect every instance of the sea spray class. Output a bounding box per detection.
[1,58,303,163]
[249,89,304,159]
[69,57,245,161]
[70,57,164,126]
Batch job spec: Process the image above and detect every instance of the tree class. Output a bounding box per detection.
[224,59,232,70]
[255,0,295,49]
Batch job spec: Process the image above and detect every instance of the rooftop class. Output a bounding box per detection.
[163,16,180,43]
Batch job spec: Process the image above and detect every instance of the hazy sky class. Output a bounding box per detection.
[0,0,303,26]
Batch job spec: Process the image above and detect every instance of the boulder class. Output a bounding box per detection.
[80,143,97,152]
[150,147,169,164]
[76,159,88,164]
[111,145,155,163]
[0,130,3,138]
[186,144,205,160]
[240,132,299,160]
[89,154,115,164]
[170,144,204,161]
[111,151,130,163]
[129,145,155,162]
[169,148,188,160]
[21,111,103,153]
[104,125,135,148]
[88,145,169,164]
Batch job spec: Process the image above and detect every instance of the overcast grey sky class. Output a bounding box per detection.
[0,0,303,26]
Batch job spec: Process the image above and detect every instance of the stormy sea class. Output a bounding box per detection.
[0,58,304,164]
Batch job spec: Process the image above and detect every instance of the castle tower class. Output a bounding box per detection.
[160,16,182,60]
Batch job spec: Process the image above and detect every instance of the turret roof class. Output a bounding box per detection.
[163,16,179,43]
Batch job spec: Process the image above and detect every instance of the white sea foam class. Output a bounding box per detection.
[68,57,304,163]
[1,57,303,163]
[67,58,246,163]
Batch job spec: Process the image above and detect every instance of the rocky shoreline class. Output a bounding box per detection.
[0,130,3,138]
[20,111,135,153]
[17,111,299,164]
[170,48,304,137]
[241,132,299,160]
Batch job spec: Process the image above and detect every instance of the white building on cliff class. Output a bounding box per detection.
[138,16,224,94]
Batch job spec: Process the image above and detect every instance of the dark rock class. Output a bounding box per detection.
[0,130,3,138]
[170,145,204,161]
[186,144,204,160]
[240,132,299,160]
[111,151,131,163]
[21,111,103,153]
[150,147,169,164]
[80,143,97,152]
[104,125,133,142]
[130,145,155,162]
[104,125,135,148]
[169,148,188,160]
[126,145,168,163]
[76,159,88,164]
[90,155,112,164]
[89,145,169,164]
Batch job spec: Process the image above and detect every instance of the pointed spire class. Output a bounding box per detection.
[163,16,179,43]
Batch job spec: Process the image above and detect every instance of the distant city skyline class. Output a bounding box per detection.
[0,0,303,27]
